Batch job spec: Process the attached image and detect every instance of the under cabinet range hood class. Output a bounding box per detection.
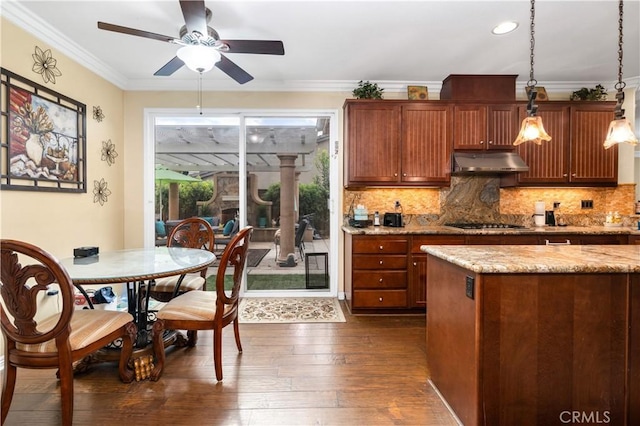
[452,152,529,174]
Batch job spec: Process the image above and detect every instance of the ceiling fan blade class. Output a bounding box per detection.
[215,55,253,84]
[97,22,176,43]
[154,56,185,76]
[222,40,285,55]
[179,0,208,35]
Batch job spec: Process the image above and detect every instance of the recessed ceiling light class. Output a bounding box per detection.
[492,21,519,35]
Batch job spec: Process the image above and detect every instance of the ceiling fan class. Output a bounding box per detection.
[97,0,284,84]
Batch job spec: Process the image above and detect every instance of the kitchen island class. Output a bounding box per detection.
[421,244,640,426]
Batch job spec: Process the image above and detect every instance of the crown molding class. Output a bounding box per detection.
[2,0,129,89]
[4,0,639,94]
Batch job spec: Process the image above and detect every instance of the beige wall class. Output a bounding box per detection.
[1,19,125,258]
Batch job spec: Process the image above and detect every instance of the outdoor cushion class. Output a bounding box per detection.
[222,219,235,236]
[155,220,166,237]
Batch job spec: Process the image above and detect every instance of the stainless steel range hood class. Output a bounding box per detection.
[452,152,529,174]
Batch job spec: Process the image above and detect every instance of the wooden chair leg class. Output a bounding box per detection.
[150,319,166,381]
[1,364,17,423]
[233,318,243,352]
[119,322,137,383]
[58,360,74,426]
[187,330,198,347]
[213,327,223,381]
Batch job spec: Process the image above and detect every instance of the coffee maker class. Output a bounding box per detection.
[545,210,556,226]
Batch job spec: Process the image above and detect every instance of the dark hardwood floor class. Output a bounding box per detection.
[2,304,458,425]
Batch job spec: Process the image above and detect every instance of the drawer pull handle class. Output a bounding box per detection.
[379,297,383,302]
[413,262,417,266]
[379,245,383,250]
[379,278,383,283]
[379,260,383,265]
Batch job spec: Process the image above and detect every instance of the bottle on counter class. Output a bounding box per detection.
[635,200,640,215]
[374,211,380,226]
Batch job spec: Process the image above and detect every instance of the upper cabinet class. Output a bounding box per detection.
[516,101,617,186]
[452,103,519,150]
[344,100,452,187]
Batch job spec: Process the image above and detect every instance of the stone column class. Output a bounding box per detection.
[168,182,179,220]
[277,154,297,265]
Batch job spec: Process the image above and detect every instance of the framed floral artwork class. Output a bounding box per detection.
[1,68,86,192]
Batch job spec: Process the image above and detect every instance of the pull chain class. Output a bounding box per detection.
[615,0,625,92]
[197,72,203,115]
[527,0,537,88]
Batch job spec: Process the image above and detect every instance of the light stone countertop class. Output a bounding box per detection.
[420,244,640,274]
[342,223,640,236]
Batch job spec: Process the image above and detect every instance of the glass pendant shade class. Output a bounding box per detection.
[513,115,552,146]
[177,45,221,73]
[603,118,639,149]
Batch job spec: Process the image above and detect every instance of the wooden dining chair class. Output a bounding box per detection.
[149,217,215,302]
[150,226,253,382]
[0,239,137,425]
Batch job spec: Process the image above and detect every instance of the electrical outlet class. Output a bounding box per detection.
[581,200,594,209]
[465,276,474,299]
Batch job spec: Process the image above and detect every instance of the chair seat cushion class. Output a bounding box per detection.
[16,310,134,353]
[152,274,205,293]
[157,291,234,321]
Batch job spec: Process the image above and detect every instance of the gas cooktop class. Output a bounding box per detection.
[444,222,526,230]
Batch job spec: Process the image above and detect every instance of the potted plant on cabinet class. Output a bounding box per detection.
[352,80,384,99]
[257,205,268,228]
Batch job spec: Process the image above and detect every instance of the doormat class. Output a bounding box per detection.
[238,297,346,323]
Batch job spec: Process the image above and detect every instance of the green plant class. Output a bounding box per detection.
[257,204,268,218]
[571,84,607,101]
[352,80,384,99]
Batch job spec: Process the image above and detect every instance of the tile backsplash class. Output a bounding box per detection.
[344,179,637,227]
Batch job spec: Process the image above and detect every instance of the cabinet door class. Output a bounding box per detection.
[453,104,487,150]
[346,102,401,185]
[402,104,452,184]
[486,104,519,150]
[516,104,571,184]
[570,104,617,184]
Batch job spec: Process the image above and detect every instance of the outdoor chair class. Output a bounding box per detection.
[215,218,240,255]
[149,217,215,303]
[150,226,253,382]
[0,239,136,425]
[273,218,307,263]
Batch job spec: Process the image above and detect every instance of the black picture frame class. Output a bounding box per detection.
[1,68,86,193]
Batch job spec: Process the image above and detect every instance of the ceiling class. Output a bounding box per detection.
[3,0,640,94]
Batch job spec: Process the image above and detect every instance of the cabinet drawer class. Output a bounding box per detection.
[353,290,408,308]
[352,255,407,269]
[353,271,407,289]
[353,237,408,254]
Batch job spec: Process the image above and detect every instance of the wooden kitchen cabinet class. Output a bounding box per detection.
[344,100,452,187]
[344,101,400,185]
[453,103,519,150]
[516,101,617,186]
[345,234,410,312]
[540,233,627,245]
[410,235,465,309]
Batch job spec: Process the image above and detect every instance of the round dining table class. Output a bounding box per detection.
[60,247,215,350]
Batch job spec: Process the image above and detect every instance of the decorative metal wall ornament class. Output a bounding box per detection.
[1,68,87,193]
[93,178,111,205]
[31,46,62,84]
[93,106,105,122]
[101,139,118,166]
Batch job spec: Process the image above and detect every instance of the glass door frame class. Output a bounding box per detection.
[143,107,339,298]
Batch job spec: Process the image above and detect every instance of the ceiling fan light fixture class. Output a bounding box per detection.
[177,45,220,73]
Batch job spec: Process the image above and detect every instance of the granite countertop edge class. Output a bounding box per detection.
[419,244,640,274]
[342,225,639,236]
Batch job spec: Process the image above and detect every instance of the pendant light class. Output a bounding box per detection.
[603,0,638,149]
[513,0,552,146]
